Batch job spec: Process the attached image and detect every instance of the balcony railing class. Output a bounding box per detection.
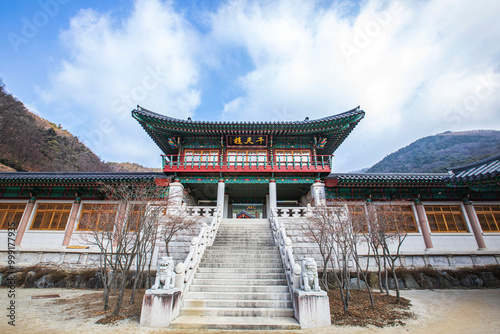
[161,155,333,173]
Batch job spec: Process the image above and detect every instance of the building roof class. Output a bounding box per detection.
[0,172,168,186]
[132,106,365,155]
[325,172,447,187]
[443,154,500,187]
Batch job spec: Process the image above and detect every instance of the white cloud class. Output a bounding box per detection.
[37,0,500,171]
[208,0,500,171]
[39,0,200,166]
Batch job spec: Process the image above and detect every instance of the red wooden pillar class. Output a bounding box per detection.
[14,197,36,245]
[62,198,81,246]
[463,198,487,250]
[414,198,433,250]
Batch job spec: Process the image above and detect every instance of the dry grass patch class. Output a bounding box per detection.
[329,289,415,327]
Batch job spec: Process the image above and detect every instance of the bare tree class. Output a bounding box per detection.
[302,203,358,312]
[78,180,171,316]
[367,202,414,303]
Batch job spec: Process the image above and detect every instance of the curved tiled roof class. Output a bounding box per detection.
[326,173,447,186]
[0,172,167,185]
[132,106,365,155]
[443,154,500,183]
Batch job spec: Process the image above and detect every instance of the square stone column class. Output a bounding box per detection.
[168,180,184,208]
[217,179,225,208]
[269,179,277,209]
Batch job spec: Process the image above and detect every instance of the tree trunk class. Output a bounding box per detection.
[391,260,400,303]
[112,271,128,317]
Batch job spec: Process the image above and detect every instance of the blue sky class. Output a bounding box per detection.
[1,0,499,171]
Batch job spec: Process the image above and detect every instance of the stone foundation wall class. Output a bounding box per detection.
[0,217,212,270]
[280,218,500,270]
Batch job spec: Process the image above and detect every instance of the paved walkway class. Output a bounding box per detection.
[1,288,499,333]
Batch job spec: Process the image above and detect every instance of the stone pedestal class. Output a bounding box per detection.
[293,289,331,328]
[140,288,182,327]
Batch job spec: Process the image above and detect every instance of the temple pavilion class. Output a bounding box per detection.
[0,106,499,268]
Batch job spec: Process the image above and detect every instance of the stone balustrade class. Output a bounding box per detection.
[274,206,310,218]
[141,204,223,327]
[269,206,331,328]
[184,206,217,217]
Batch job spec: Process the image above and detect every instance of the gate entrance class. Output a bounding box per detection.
[232,204,263,219]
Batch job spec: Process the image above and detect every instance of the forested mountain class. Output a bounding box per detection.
[0,79,156,172]
[367,130,500,173]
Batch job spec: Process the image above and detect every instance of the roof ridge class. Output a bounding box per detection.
[446,154,500,173]
[133,105,363,124]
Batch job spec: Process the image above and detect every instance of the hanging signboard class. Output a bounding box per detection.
[226,135,268,147]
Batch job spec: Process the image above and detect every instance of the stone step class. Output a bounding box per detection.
[189,284,289,293]
[183,299,293,308]
[200,259,283,265]
[199,263,282,269]
[204,248,279,253]
[186,291,291,301]
[170,316,301,330]
[213,242,276,246]
[214,237,273,241]
[194,273,285,280]
[180,307,295,317]
[197,267,285,274]
[203,253,281,259]
[208,245,278,249]
[192,278,288,286]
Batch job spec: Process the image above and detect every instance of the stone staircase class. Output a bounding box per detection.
[171,218,300,330]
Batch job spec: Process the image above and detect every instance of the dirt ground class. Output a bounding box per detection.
[1,288,499,334]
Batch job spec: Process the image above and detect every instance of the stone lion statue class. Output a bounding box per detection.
[300,257,320,292]
[152,256,175,290]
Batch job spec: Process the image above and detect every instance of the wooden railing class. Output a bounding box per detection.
[162,155,332,172]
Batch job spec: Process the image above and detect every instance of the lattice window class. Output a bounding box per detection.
[77,204,118,231]
[475,205,500,232]
[31,203,72,230]
[0,203,26,230]
[126,204,146,232]
[275,150,310,163]
[184,150,219,162]
[425,205,468,232]
[227,150,267,164]
[375,205,419,233]
[347,205,368,232]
